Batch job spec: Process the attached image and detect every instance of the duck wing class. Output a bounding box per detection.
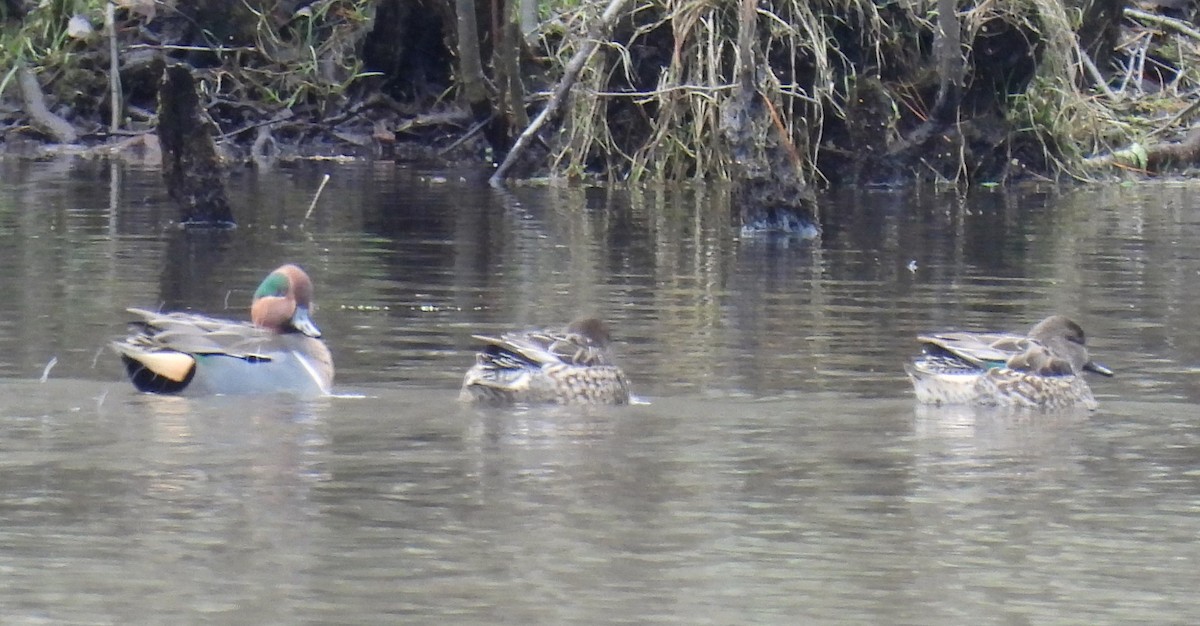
[917,331,1027,368]
[472,327,612,369]
[121,308,275,359]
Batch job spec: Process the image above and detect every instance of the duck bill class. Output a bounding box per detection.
[1084,360,1114,377]
[291,305,322,338]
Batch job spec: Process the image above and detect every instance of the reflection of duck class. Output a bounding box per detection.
[113,264,334,396]
[905,315,1113,410]
[459,318,631,405]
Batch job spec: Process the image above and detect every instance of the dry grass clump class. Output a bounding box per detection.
[537,0,1200,183]
[544,0,899,182]
[1,1,379,125]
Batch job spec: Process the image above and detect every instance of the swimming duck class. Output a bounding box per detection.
[459,317,631,405]
[905,315,1113,409]
[113,264,333,396]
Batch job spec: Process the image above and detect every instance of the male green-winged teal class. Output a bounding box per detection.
[905,315,1113,410]
[459,317,631,405]
[113,264,334,396]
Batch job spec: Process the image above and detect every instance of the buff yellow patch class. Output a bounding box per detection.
[132,351,195,382]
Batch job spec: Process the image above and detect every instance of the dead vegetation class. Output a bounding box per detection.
[3,1,1200,186]
[534,0,1200,184]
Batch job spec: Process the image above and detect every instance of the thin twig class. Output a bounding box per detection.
[126,43,259,53]
[1149,97,1200,139]
[1075,39,1118,100]
[106,1,122,132]
[1126,7,1200,41]
[302,174,331,226]
[438,114,493,156]
[590,85,731,97]
[529,82,817,103]
[490,0,634,185]
[40,357,58,383]
[1116,33,1151,94]
[217,109,294,141]
[762,96,803,172]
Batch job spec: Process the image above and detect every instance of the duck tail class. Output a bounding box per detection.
[112,342,196,393]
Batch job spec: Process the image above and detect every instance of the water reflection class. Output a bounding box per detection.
[0,160,1198,622]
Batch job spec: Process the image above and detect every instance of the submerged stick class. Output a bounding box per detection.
[489,0,633,185]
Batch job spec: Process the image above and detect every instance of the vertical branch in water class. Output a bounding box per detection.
[157,64,235,226]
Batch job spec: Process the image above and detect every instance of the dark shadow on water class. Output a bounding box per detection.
[158,228,238,310]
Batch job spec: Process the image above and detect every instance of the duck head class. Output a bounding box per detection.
[1019,315,1113,377]
[250,264,321,337]
[567,317,612,347]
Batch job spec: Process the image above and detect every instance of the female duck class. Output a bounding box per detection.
[113,264,334,396]
[460,317,631,405]
[905,315,1113,409]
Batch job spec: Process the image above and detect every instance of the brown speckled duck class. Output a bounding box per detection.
[113,264,334,396]
[905,315,1113,410]
[459,317,631,405]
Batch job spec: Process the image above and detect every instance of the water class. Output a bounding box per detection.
[0,159,1197,623]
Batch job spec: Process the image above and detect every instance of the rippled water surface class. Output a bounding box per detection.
[1,159,1198,623]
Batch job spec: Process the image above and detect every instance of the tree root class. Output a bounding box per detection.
[15,61,77,143]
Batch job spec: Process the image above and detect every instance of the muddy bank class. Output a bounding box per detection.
[2,1,1198,194]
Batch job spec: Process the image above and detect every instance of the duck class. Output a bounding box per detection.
[113,264,334,396]
[905,315,1113,409]
[459,317,631,405]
